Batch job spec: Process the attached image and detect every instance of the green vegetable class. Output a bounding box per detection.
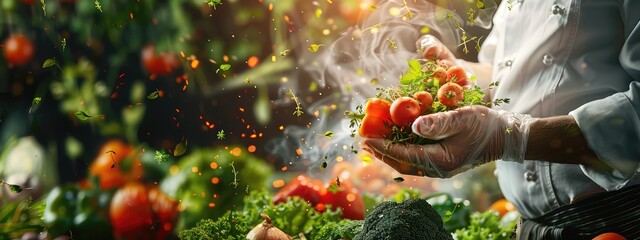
[453,211,517,240]
[355,199,452,240]
[161,147,273,231]
[43,180,113,239]
[179,189,343,240]
[0,198,45,239]
[425,193,471,232]
[316,219,364,240]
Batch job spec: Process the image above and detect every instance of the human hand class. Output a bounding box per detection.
[361,106,534,178]
[416,34,457,67]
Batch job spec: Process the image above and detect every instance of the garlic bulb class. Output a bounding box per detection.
[246,213,292,240]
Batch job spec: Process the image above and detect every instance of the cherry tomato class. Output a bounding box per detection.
[110,183,154,240]
[320,180,365,220]
[3,34,34,66]
[141,45,178,76]
[437,82,464,108]
[89,140,144,189]
[358,114,392,138]
[413,91,434,114]
[488,198,516,217]
[390,97,421,127]
[364,98,392,120]
[429,67,447,85]
[148,187,178,239]
[445,66,468,87]
[273,175,325,206]
[592,232,627,240]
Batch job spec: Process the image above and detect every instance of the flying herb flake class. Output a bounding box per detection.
[205,0,222,9]
[40,0,46,16]
[477,0,485,9]
[320,162,328,169]
[230,161,239,188]
[244,78,251,84]
[323,131,334,138]
[287,89,304,117]
[402,0,414,19]
[173,142,187,157]
[393,177,405,183]
[336,177,341,187]
[420,26,430,34]
[154,149,172,164]
[61,38,67,52]
[442,204,460,222]
[280,50,291,56]
[42,58,58,68]
[74,111,92,121]
[32,97,41,107]
[328,183,340,193]
[387,39,398,51]
[467,8,476,26]
[369,5,377,10]
[95,0,103,12]
[217,130,226,140]
[147,89,160,99]
[307,44,321,53]
[216,64,231,74]
[1,180,24,193]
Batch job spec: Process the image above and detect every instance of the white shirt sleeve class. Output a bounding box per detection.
[569,0,640,191]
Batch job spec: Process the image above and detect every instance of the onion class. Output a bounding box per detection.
[246,213,292,240]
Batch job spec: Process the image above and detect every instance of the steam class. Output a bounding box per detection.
[267,0,498,180]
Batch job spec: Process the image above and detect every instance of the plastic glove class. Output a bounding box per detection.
[416,34,458,67]
[360,106,534,178]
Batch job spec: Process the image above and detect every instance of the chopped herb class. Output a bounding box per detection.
[95,0,102,12]
[217,130,226,140]
[287,89,304,117]
[147,89,160,99]
[8,184,23,193]
[42,58,57,68]
[61,38,67,52]
[323,131,334,138]
[307,44,321,53]
[174,141,187,157]
[320,162,328,169]
[328,183,340,193]
[155,149,172,164]
[393,177,405,183]
[205,0,222,9]
[216,64,231,74]
[32,97,41,107]
[74,111,92,121]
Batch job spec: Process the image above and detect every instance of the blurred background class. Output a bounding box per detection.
[0,0,510,239]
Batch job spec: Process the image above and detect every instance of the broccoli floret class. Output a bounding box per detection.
[354,199,453,240]
[178,211,252,240]
[316,219,364,240]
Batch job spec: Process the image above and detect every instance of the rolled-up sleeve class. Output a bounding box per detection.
[569,0,640,190]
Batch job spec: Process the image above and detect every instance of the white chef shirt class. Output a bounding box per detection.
[478,0,640,218]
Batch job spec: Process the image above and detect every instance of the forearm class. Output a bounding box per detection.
[459,60,493,89]
[524,115,607,169]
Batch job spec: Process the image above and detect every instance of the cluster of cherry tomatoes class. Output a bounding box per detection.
[358,60,470,139]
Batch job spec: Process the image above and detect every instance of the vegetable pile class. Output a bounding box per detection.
[347,59,508,144]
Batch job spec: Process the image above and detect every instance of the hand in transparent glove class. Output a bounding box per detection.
[360,106,534,178]
[416,34,457,66]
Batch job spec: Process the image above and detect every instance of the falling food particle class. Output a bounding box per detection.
[248,145,256,153]
[361,155,372,163]
[320,162,328,169]
[295,148,303,156]
[211,177,220,184]
[130,13,133,19]
[247,56,259,68]
[272,179,285,188]
[230,147,242,157]
[393,177,405,183]
[278,125,285,131]
[210,162,218,169]
[208,203,216,208]
[191,59,200,69]
[191,166,199,173]
[223,55,229,62]
[180,51,186,58]
[281,166,287,172]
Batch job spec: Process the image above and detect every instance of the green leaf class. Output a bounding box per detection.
[443,210,454,222]
[217,64,231,73]
[8,184,23,193]
[174,142,187,157]
[155,149,172,164]
[147,89,160,99]
[308,44,321,52]
[42,58,57,68]
[323,131,334,138]
[32,97,41,106]
[74,111,91,121]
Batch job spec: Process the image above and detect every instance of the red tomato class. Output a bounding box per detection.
[358,114,392,138]
[320,180,365,220]
[593,232,627,240]
[89,140,144,189]
[141,45,178,76]
[110,183,154,240]
[413,91,433,114]
[445,66,468,87]
[273,175,325,206]
[390,97,421,127]
[489,198,516,217]
[148,187,179,239]
[364,98,392,119]
[3,34,34,66]
[430,67,447,85]
[437,83,464,108]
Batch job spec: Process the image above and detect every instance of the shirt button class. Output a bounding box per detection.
[525,171,538,182]
[542,54,554,66]
[551,5,565,15]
